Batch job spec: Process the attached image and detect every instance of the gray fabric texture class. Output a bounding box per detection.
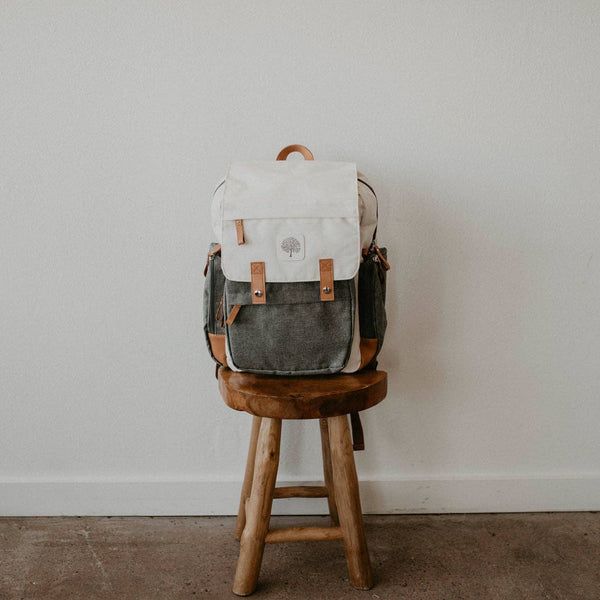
[358,247,388,367]
[225,278,352,306]
[224,278,355,375]
[203,244,388,374]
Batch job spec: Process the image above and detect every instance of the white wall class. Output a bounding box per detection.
[2,1,599,516]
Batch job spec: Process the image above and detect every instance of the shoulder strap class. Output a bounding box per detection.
[350,412,365,451]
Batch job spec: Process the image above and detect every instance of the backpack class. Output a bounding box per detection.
[203,144,388,376]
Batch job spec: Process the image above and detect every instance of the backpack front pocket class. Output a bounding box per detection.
[224,279,355,375]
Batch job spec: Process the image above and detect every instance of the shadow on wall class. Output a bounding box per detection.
[383,187,448,395]
[368,174,536,479]
[360,181,470,478]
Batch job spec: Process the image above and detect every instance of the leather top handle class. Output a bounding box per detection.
[276,144,314,161]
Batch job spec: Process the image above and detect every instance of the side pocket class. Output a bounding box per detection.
[358,246,388,369]
[203,243,227,366]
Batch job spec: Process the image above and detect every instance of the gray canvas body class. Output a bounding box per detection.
[358,246,388,368]
[203,243,387,375]
[224,278,355,375]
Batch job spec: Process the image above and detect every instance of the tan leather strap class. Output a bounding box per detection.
[276,145,314,161]
[358,338,378,370]
[226,304,242,325]
[319,258,334,301]
[235,220,245,245]
[350,412,365,451]
[250,262,266,304]
[208,333,228,365]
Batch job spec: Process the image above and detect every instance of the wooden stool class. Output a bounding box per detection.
[218,367,387,596]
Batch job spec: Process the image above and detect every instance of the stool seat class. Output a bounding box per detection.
[218,368,387,419]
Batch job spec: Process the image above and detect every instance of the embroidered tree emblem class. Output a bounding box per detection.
[281,236,301,257]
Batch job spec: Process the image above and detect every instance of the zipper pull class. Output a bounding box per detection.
[215,297,225,328]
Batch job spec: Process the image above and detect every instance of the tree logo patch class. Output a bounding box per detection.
[277,234,305,261]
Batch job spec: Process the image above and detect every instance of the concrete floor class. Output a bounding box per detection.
[0,513,598,600]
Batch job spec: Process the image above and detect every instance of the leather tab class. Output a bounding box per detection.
[235,220,245,245]
[319,258,334,301]
[350,412,365,451]
[250,262,266,304]
[226,304,241,325]
[208,333,228,366]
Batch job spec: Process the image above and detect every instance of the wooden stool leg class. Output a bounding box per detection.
[233,417,281,596]
[328,414,373,590]
[235,416,262,540]
[319,418,339,526]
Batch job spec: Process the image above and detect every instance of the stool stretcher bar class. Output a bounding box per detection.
[273,485,328,499]
[265,526,344,543]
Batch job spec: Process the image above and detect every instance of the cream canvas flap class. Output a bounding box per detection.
[220,160,360,283]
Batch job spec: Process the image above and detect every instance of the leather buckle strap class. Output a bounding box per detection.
[319,258,334,301]
[250,262,266,304]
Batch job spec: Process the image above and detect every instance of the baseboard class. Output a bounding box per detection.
[1,475,599,516]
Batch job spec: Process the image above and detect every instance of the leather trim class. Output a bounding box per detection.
[235,220,245,245]
[250,262,266,304]
[226,304,241,325]
[208,333,228,366]
[319,258,334,301]
[359,338,378,370]
[276,144,314,161]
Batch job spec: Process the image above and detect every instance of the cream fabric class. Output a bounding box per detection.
[211,171,378,251]
[341,275,362,373]
[212,158,378,373]
[218,161,360,283]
